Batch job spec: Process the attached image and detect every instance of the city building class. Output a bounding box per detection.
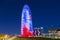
[48,28,56,36]
[21,4,33,37]
[56,28,60,36]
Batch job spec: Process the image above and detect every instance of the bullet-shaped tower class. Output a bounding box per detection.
[21,4,33,37]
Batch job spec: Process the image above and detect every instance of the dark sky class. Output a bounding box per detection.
[0,0,60,34]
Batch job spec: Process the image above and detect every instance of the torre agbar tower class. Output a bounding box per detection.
[21,4,33,37]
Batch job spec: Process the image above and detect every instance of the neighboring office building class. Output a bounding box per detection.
[48,28,56,36]
[33,27,43,36]
[56,28,60,36]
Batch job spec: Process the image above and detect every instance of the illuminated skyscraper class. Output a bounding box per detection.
[21,4,33,37]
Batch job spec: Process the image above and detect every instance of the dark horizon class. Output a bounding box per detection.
[0,0,60,34]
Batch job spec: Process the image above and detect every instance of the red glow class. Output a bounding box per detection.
[21,24,33,37]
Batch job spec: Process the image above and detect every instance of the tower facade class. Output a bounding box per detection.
[21,4,33,37]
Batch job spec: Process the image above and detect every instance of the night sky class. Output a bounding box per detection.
[0,0,60,34]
